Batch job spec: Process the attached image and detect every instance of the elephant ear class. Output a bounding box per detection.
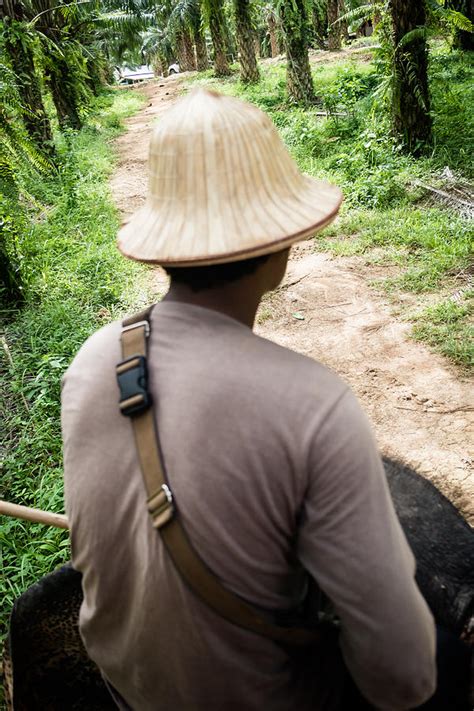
[6,563,116,711]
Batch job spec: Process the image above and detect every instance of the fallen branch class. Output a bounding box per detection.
[414,180,474,215]
[0,500,69,530]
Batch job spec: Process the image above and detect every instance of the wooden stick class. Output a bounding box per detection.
[0,500,69,530]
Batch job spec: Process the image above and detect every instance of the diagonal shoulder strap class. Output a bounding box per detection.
[117,308,322,646]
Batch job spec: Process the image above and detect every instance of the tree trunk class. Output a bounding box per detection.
[338,0,349,42]
[234,0,259,83]
[46,57,82,130]
[151,55,165,77]
[6,37,54,145]
[254,35,261,58]
[176,34,187,70]
[267,13,279,57]
[389,0,432,152]
[85,57,104,96]
[182,26,197,71]
[194,24,209,70]
[158,51,169,77]
[327,0,341,50]
[0,6,54,150]
[278,0,315,103]
[208,1,231,76]
[312,3,327,49]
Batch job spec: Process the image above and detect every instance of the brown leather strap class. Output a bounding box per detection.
[119,309,321,646]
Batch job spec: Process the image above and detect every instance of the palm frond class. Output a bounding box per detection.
[397,26,432,49]
[336,2,381,27]
[403,53,428,112]
[443,9,473,32]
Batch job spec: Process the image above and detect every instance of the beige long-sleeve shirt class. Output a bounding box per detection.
[62,301,436,710]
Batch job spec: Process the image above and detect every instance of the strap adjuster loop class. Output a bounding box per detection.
[148,484,174,529]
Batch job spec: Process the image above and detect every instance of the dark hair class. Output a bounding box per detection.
[163,254,269,292]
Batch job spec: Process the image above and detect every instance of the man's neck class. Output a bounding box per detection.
[163,281,262,329]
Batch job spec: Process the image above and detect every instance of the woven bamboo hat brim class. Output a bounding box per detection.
[118,89,342,266]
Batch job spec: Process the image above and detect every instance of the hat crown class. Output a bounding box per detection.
[118,89,342,265]
[147,88,303,211]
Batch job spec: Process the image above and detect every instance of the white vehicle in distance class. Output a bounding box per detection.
[117,65,154,85]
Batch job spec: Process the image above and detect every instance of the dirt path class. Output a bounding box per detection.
[111,78,473,523]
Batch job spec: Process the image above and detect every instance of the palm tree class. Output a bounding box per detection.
[203,0,231,75]
[338,0,349,41]
[312,0,328,49]
[43,44,86,130]
[0,1,54,149]
[191,0,209,70]
[234,0,259,82]
[277,0,315,103]
[327,0,341,49]
[141,27,174,76]
[389,0,432,151]
[0,63,51,303]
[169,0,197,71]
[264,4,280,57]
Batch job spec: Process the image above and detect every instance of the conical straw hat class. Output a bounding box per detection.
[118,89,342,266]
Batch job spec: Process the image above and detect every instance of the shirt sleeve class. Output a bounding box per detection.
[297,389,436,710]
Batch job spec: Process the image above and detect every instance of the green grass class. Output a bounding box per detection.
[0,87,155,646]
[187,46,473,367]
[412,295,473,367]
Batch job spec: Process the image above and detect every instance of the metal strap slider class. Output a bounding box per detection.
[147,485,174,529]
[122,320,150,337]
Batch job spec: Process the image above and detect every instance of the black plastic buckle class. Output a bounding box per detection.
[116,355,152,417]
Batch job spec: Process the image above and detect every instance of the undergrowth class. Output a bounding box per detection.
[0,87,152,645]
[188,46,473,368]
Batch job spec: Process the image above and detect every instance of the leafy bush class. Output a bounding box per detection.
[0,87,150,642]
